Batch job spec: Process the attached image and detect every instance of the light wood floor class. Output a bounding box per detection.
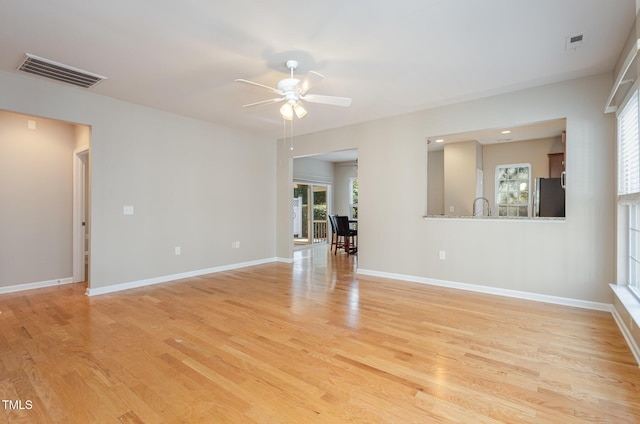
[1,247,639,423]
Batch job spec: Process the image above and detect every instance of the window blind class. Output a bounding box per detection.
[619,90,640,200]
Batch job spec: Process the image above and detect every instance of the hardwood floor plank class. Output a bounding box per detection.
[110,384,166,424]
[0,246,639,422]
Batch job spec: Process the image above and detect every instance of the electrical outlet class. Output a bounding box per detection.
[449,206,455,213]
[175,246,181,255]
[231,241,240,248]
[439,251,446,260]
[123,205,134,215]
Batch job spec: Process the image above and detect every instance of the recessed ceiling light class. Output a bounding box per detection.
[435,139,444,143]
[501,130,511,134]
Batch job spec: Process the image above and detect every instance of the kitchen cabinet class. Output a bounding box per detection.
[548,152,564,177]
[548,130,566,178]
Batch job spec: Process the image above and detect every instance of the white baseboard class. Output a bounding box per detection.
[276,257,294,263]
[357,268,611,312]
[610,305,640,367]
[609,284,640,367]
[86,257,278,296]
[0,277,74,294]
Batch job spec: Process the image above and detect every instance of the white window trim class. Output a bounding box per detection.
[349,177,358,220]
[494,163,532,218]
[617,89,640,197]
[617,87,640,298]
[629,205,640,298]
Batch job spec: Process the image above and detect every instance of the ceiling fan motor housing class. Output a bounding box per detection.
[277,78,300,93]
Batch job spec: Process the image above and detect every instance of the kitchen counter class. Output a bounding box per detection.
[423,215,565,222]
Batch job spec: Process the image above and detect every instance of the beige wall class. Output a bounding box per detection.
[74,124,91,149]
[0,70,277,291]
[443,140,481,216]
[277,73,615,304]
[0,110,76,287]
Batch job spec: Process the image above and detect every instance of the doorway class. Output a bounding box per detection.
[293,183,329,246]
[0,110,90,292]
[73,146,90,283]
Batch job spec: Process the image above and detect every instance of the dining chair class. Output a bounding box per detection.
[328,214,339,252]
[334,215,357,255]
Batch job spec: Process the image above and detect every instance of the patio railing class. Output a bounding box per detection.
[293,220,328,244]
[313,220,328,243]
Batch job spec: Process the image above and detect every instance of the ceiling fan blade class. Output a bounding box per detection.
[301,94,352,107]
[300,71,324,95]
[241,97,284,108]
[235,79,283,95]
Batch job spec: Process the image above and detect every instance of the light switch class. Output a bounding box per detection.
[123,205,134,215]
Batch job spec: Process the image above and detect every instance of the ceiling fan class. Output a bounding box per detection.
[235,60,352,120]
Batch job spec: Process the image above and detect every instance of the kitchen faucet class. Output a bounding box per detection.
[472,197,491,216]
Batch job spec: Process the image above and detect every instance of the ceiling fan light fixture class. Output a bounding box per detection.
[237,59,351,120]
[280,102,294,120]
[293,102,307,119]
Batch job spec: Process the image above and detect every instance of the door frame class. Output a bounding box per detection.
[292,181,331,245]
[72,146,89,283]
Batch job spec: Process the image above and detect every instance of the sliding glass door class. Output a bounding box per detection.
[293,183,329,245]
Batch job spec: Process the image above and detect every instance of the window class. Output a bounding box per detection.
[618,89,640,296]
[495,164,530,217]
[619,90,640,196]
[349,177,358,219]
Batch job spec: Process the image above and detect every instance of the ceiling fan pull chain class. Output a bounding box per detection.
[290,116,294,151]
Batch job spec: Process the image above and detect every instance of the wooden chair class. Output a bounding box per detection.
[334,215,357,255]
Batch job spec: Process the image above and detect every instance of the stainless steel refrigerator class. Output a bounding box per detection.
[534,177,565,217]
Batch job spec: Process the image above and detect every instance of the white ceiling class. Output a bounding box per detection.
[0,1,634,138]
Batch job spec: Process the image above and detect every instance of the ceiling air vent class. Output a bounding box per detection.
[565,33,585,50]
[17,53,106,88]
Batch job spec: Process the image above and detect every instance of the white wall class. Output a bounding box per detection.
[277,73,616,303]
[0,70,277,292]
